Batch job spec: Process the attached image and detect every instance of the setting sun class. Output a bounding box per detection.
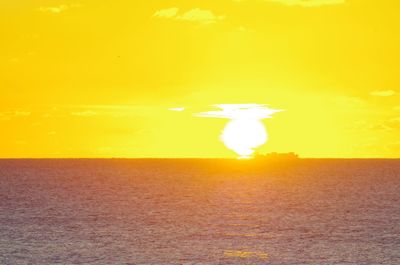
[196,104,281,158]
[222,119,267,158]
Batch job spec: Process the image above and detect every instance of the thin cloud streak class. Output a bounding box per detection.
[196,104,282,119]
[370,90,396,97]
[38,4,81,14]
[153,8,225,24]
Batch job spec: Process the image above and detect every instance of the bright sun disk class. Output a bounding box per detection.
[222,118,268,158]
[196,104,282,158]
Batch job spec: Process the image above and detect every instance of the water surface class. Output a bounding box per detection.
[0,159,399,264]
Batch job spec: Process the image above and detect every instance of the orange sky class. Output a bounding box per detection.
[1,0,400,158]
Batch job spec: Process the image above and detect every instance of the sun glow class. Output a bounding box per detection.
[197,104,282,158]
[222,119,268,158]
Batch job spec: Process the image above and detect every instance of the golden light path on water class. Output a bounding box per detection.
[197,104,282,158]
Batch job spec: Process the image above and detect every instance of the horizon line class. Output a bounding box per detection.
[0,157,400,160]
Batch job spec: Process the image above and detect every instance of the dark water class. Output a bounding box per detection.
[0,159,399,264]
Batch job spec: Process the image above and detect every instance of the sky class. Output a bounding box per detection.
[1,0,400,158]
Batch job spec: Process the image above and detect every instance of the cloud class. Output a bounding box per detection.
[38,5,69,14]
[38,4,81,14]
[153,7,179,18]
[196,104,282,119]
[367,123,393,132]
[71,111,97,117]
[196,104,282,158]
[68,105,148,117]
[0,111,31,121]
[177,8,225,24]
[153,8,225,24]
[370,90,396,97]
[169,107,185,112]
[73,104,134,110]
[236,0,345,7]
[369,117,400,132]
[14,111,31,117]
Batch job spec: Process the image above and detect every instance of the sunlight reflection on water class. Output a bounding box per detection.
[224,250,269,259]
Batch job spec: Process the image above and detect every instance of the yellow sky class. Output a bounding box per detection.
[1,0,400,158]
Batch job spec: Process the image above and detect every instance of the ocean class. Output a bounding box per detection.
[0,159,399,264]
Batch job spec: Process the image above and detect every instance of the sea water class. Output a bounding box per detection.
[0,159,399,264]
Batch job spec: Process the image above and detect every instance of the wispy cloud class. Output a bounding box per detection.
[38,4,81,14]
[73,105,135,110]
[153,7,179,18]
[169,107,185,112]
[38,5,69,14]
[153,8,225,24]
[367,123,393,132]
[196,104,282,119]
[0,111,31,121]
[370,90,396,97]
[71,111,97,117]
[14,111,31,117]
[67,105,149,118]
[177,9,225,24]
[368,117,400,132]
[236,0,345,7]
